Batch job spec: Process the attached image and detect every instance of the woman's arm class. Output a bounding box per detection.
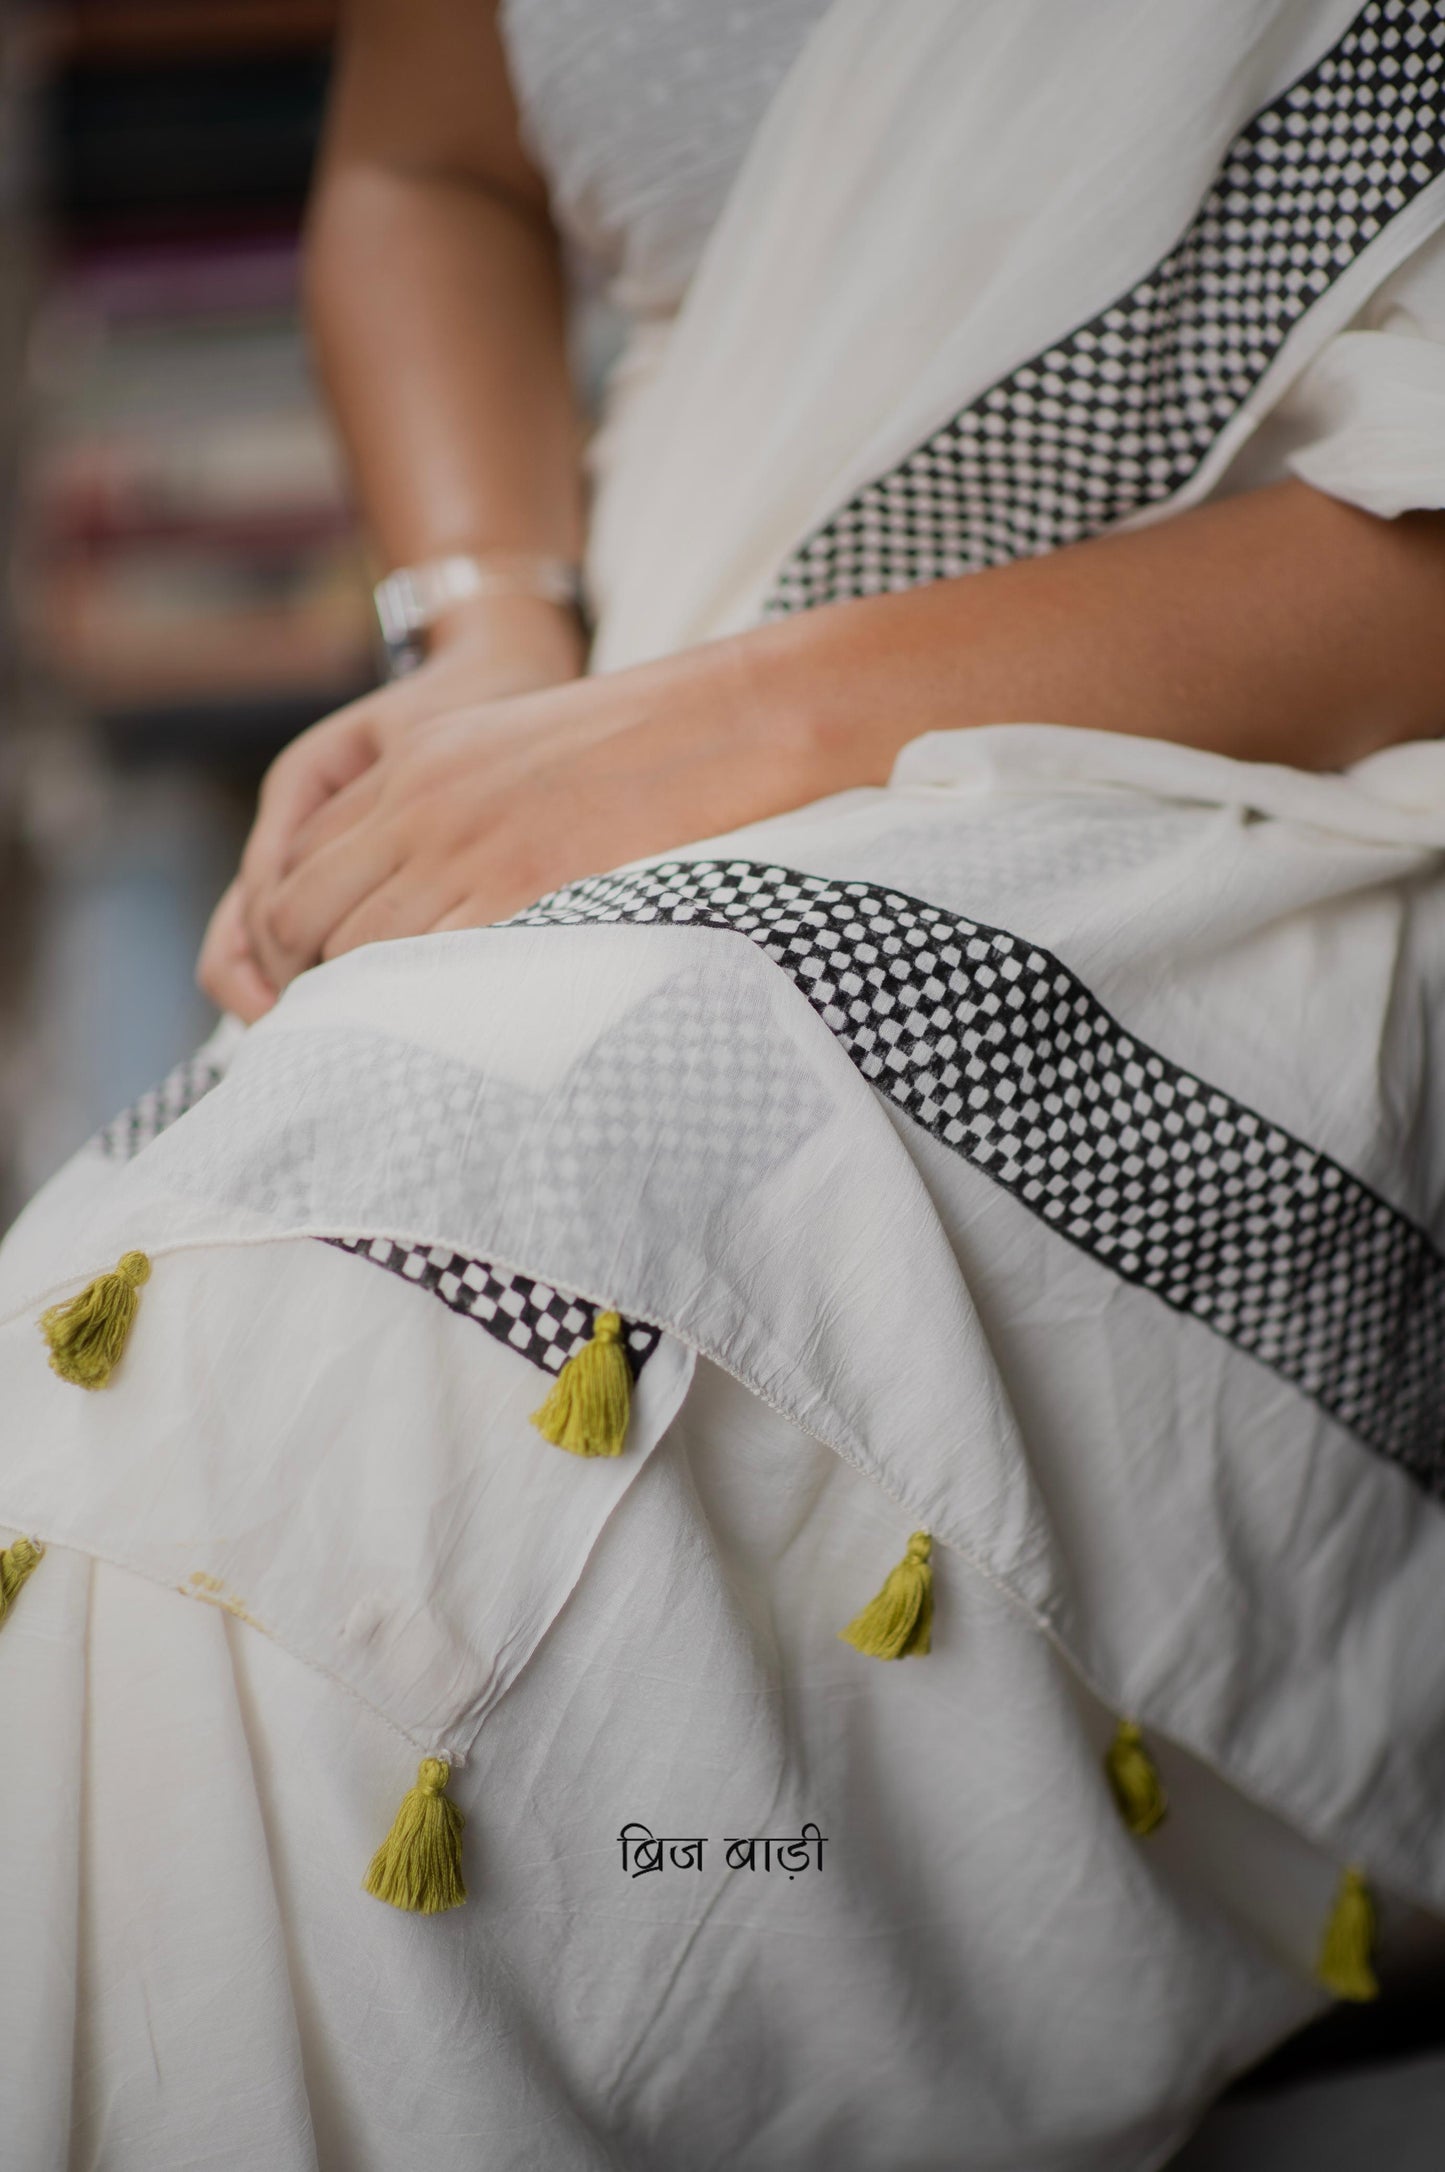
[238,475,1445,994]
[199,0,583,1016]
[781,478,1445,775]
[305,0,583,645]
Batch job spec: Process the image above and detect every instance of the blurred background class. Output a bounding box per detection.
[0,5,1444,2157]
[0,0,364,1224]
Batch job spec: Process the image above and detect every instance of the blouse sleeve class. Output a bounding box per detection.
[1269,221,1445,519]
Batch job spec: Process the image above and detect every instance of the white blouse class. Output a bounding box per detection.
[499,0,830,319]
[498,1,1445,526]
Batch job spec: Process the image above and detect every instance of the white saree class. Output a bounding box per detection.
[6,4,1445,2167]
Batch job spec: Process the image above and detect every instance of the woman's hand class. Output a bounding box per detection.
[197,594,585,1019]
[238,634,824,995]
[209,484,1445,1014]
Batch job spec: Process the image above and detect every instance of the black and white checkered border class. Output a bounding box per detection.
[94,1052,226,1162]
[94,1051,661,1380]
[513,858,1445,1498]
[767,0,1445,613]
[324,1235,661,1381]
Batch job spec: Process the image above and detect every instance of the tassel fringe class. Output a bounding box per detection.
[840,1531,933,1659]
[530,1310,631,1456]
[40,1250,151,1388]
[1105,1720,1168,1838]
[1317,1866,1379,2002]
[0,1537,44,1629]
[363,1758,467,1914]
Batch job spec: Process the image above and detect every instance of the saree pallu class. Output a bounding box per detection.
[6,4,1445,2167]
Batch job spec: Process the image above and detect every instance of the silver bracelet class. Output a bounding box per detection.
[372,551,583,679]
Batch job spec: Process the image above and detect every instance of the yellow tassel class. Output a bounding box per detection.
[39,1250,151,1389]
[1105,1719,1168,1838]
[363,1758,467,1914]
[1317,1866,1379,2002]
[0,1537,44,1629]
[530,1310,631,1457]
[840,1531,933,1659]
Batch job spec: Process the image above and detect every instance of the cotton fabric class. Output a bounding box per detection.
[4,5,1445,2169]
[0,1365,1348,2172]
[499,0,829,319]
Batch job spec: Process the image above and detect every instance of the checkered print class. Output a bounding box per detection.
[325,1237,662,1379]
[94,1052,226,1161]
[505,971,830,1216]
[514,859,1445,1496]
[767,0,1445,613]
[95,1046,661,1382]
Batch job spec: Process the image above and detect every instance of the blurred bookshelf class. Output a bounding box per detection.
[33,2,338,63]
[2,0,372,1217]
[23,0,369,745]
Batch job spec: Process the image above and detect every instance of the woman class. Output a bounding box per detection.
[4,2,1445,2166]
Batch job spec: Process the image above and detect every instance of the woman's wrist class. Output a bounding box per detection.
[714,484,1445,782]
[426,588,588,691]
[721,606,925,800]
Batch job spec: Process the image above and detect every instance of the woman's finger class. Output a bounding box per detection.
[247,819,403,987]
[428,900,491,934]
[240,704,383,898]
[213,946,284,1025]
[285,759,388,869]
[196,880,279,1023]
[321,869,469,961]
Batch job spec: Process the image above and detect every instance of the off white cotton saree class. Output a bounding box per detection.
[5,4,1445,2167]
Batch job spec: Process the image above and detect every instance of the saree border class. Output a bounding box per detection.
[513,857,1445,1498]
[95,848,1445,1489]
[323,1235,662,1380]
[94,1062,662,1383]
[765,0,1445,613]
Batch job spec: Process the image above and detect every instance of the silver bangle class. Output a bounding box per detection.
[372,551,583,679]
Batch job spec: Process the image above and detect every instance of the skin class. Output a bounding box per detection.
[199,0,1445,1023]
